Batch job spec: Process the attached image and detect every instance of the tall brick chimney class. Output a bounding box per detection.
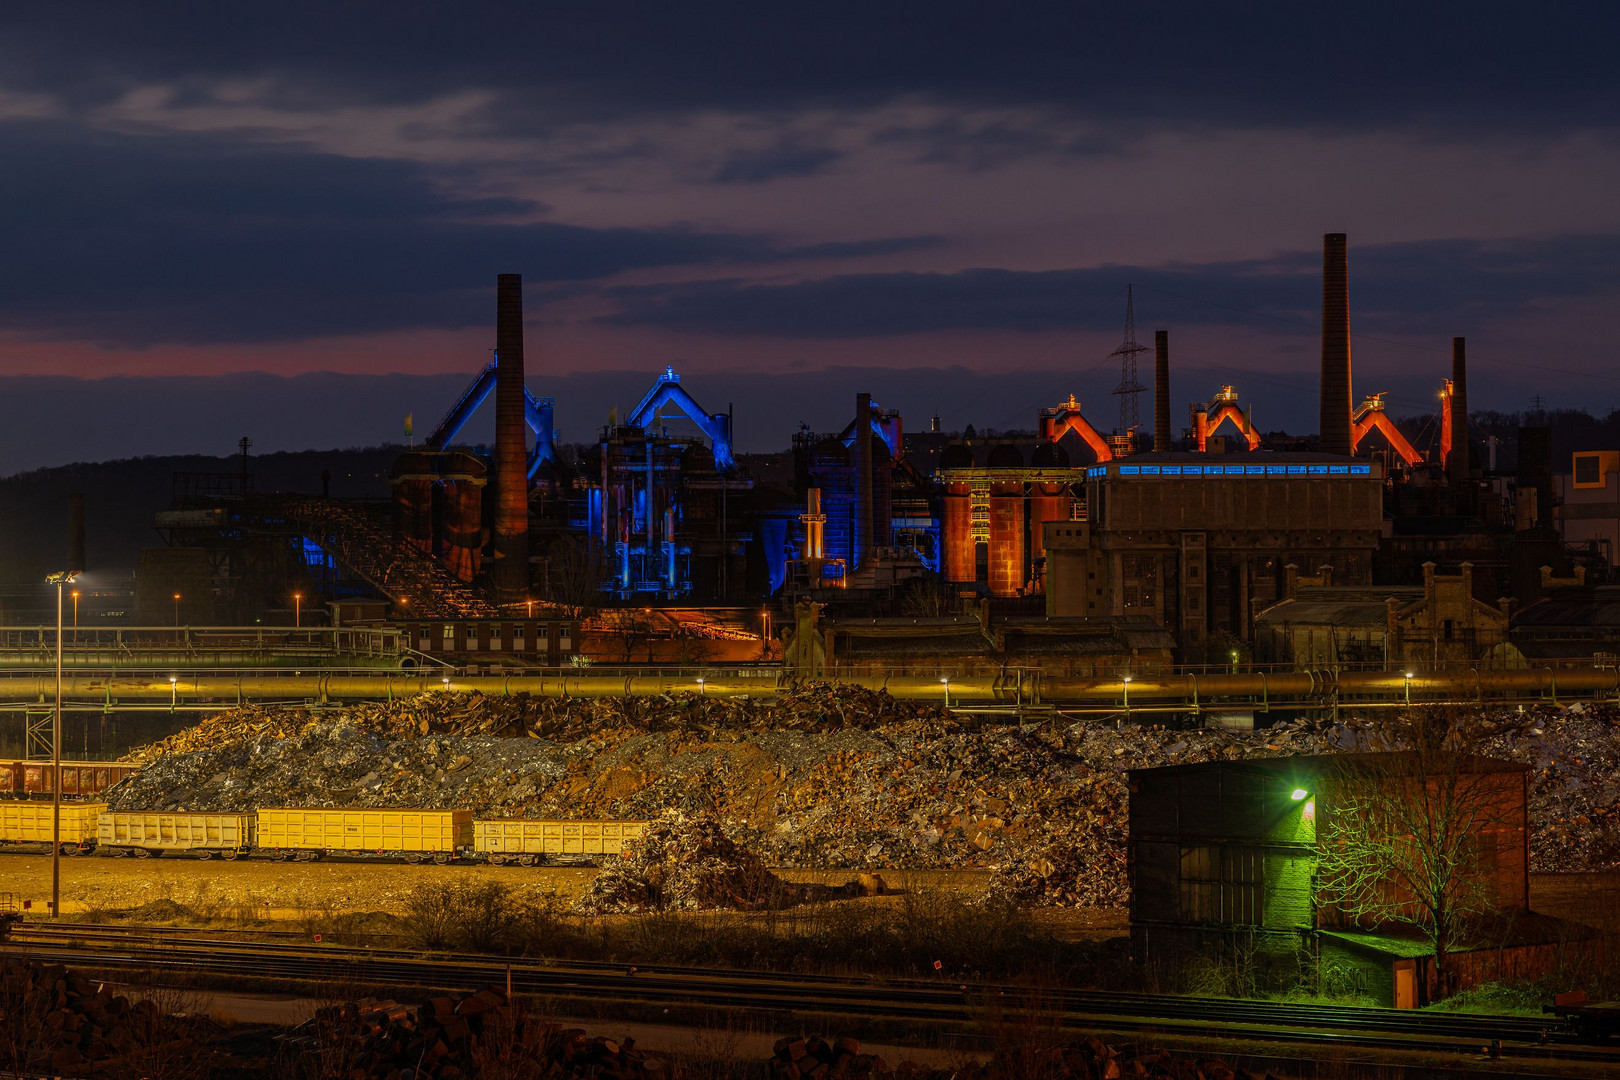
[1447,337,1470,484]
[854,393,873,571]
[1319,233,1353,456]
[1153,330,1171,453]
[493,274,529,603]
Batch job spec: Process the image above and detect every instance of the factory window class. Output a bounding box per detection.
[1575,454,1602,486]
[442,625,454,639]
[1179,845,1263,925]
[1188,564,1200,579]
[1189,596,1201,612]
[1444,619,1455,641]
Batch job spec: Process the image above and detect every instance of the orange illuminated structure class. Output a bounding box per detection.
[1350,393,1423,467]
[1038,396,1114,462]
[1440,379,1454,468]
[1191,386,1261,452]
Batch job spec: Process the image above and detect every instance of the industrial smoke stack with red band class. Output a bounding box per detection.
[1154,330,1171,453]
[494,274,529,602]
[1319,233,1353,456]
[1448,337,1470,484]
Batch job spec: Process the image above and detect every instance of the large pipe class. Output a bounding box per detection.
[854,392,873,571]
[1153,331,1171,453]
[1319,233,1353,456]
[493,273,529,604]
[1447,336,1470,484]
[5,666,1617,712]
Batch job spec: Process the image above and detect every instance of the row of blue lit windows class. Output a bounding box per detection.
[1086,463,1373,478]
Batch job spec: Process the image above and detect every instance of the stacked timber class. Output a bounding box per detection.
[0,958,195,1075]
[768,1034,1282,1080]
[280,989,664,1080]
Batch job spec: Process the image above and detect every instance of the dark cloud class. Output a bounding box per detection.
[4,3,1617,138]
[599,235,1620,338]
[0,122,930,345]
[712,139,843,183]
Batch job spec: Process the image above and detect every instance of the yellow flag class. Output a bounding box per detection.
[404,412,414,438]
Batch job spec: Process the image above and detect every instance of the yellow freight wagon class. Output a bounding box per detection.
[0,802,105,851]
[257,808,473,862]
[97,812,256,859]
[474,820,646,865]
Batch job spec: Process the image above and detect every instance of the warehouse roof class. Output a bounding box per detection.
[1255,587,1425,628]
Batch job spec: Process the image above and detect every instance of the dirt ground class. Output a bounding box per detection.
[2,853,1601,945]
[0,852,993,920]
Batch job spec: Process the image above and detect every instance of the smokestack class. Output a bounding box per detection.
[854,392,873,571]
[493,273,529,603]
[1153,330,1171,453]
[1447,337,1470,484]
[1319,233,1353,456]
[67,493,85,573]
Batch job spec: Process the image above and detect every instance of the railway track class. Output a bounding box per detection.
[5,923,1615,1067]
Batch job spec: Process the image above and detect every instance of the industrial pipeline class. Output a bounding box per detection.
[0,665,1615,715]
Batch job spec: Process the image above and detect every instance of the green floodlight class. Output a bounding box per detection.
[1290,788,1310,801]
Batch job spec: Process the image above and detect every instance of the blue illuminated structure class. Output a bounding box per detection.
[1087,462,1374,479]
[627,367,736,473]
[425,356,557,473]
[585,367,750,599]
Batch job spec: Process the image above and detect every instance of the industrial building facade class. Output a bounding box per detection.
[1129,755,1549,1008]
[1045,457,1383,659]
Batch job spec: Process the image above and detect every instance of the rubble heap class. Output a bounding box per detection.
[105,692,1620,902]
[769,1033,1279,1080]
[577,811,793,912]
[280,988,664,1080]
[0,958,188,1075]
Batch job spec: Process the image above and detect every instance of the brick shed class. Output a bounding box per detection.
[1127,753,1583,1005]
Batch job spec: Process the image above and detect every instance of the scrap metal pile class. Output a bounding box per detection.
[577,810,797,912]
[104,690,1620,907]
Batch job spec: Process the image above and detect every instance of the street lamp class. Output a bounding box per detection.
[526,598,535,618]
[696,676,706,696]
[172,592,182,637]
[293,592,303,628]
[1122,675,1133,719]
[939,676,950,708]
[71,590,79,641]
[1404,670,1415,704]
[45,570,79,919]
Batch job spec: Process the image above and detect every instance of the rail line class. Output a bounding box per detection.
[5,925,1615,1067]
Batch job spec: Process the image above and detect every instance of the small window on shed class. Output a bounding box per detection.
[1574,454,1601,486]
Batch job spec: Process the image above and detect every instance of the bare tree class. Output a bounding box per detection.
[545,537,602,622]
[1315,708,1522,999]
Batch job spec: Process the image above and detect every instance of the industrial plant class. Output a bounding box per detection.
[68,232,1608,678]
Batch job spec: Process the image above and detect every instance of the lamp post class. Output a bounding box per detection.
[1122,675,1133,720]
[71,590,79,642]
[172,592,182,640]
[1404,670,1414,705]
[46,570,79,919]
[293,592,303,628]
[939,676,949,708]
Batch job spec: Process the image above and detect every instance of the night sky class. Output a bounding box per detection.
[4,3,1619,469]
